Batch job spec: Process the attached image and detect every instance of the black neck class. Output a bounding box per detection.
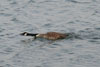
[27,33,38,39]
[27,33,38,36]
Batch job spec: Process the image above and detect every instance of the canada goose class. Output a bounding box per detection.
[20,32,69,40]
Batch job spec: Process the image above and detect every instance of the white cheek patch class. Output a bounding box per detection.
[36,34,39,37]
[24,33,27,36]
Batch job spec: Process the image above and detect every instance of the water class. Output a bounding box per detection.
[0,0,100,67]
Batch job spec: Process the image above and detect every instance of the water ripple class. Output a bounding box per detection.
[0,13,12,16]
[0,0,100,67]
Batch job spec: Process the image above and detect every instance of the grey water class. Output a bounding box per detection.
[0,0,100,67]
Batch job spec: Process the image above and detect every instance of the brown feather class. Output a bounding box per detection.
[40,32,67,40]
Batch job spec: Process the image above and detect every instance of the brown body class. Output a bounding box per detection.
[36,32,67,40]
[20,32,67,40]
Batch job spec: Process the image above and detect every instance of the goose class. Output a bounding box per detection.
[20,32,69,40]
